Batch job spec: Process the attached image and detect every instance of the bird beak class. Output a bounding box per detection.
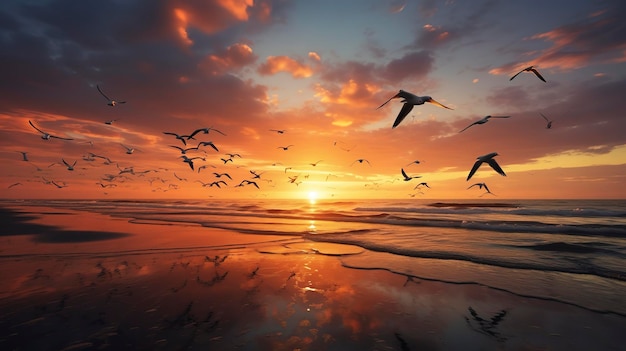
[428,98,453,110]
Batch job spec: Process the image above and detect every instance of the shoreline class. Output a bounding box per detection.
[1,204,624,350]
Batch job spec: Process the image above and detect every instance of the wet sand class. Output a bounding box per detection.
[0,206,624,350]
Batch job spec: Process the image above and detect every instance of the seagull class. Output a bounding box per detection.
[189,127,226,139]
[213,172,232,180]
[97,85,126,106]
[120,144,137,154]
[62,159,77,171]
[197,141,219,152]
[309,160,322,167]
[467,152,506,181]
[249,170,263,179]
[209,180,228,188]
[173,173,187,181]
[8,182,22,189]
[51,180,67,188]
[225,153,242,158]
[509,65,546,83]
[414,182,430,190]
[29,120,73,140]
[277,145,294,150]
[197,164,215,173]
[377,90,453,128]
[401,168,421,181]
[270,129,286,134]
[539,112,553,129]
[220,157,233,164]
[406,160,421,166]
[459,115,511,133]
[351,159,371,166]
[170,145,199,154]
[467,182,494,195]
[163,132,192,145]
[104,119,118,125]
[238,180,259,189]
[181,155,203,170]
[16,151,29,161]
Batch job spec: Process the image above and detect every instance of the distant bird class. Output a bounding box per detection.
[62,159,77,171]
[249,170,263,179]
[309,160,323,167]
[509,65,546,83]
[351,159,371,166]
[539,112,553,129]
[467,152,506,181]
[29,120,73,140]
[406,160,421,166]
[163,132,192,145]
[51,180,67,188]
[170,145,199,154]
[467,182,494,195]
[225,153,242,158]
[16,151,29,161]
[401,168,421,181]
[209,180,228,188]
[120,144,136,154]
[197,141,219,152]
[97,85,126,106]
[288,175,299,183]
[238,180,259,189]
[459,115,511,133]
[377,90,453,128]
[181,155,203,170]
[414,182,430,190]
[197,164,215,173]
[104,119,118,125]
[173,173,187,182]
[277,145,294,150]
[8,182,22,189]
[189,127,226,138]
[213,172,232,180]
[220,157,233,164]
[270,129,286,134]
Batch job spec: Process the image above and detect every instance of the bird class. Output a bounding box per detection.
[29,120,73,140]
[209,180,228,188]
[414,182,430,190]
[220,157,233,164]
[16,151,29,161]
[509,65,546,82]
[540,112,553,129]
[249,170,263,179]
[51,180,67,188]
[163,132,192,145]
[8,182,22,189]
[104,119,118,125]
[467,152,506,181]
[277,145,294,150]
[189,127,226,138]
[401,168,421,181]
[173,173,187,182]
[238,180,260,189]
[270,129,286,134]
[225,153,242,158]
[213,172,232,180]
[377,90,453,128]
[406,160,421,166]
[197,141,219,152]
[351,159,371,166]
[459,115,511,133]
[97,85,126,106]
[309,160,323,167]
[467,182,495,195]
[170,145,199,154]
[62,159,77,171]
[120,144,136,154]
[181,155,203,170]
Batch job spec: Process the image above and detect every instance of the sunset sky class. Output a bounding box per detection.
[1,0,625,200]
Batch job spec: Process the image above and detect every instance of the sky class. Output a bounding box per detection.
[1,0,625,200]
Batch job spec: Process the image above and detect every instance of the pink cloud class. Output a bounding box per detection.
[257,56,314,78]
[200,43,258,75]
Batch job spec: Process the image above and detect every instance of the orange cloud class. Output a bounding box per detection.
[258,56,314,78]
[201,43,258,75]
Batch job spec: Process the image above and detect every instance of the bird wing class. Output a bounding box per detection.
[62,159,70,167]
[28,120,45,134]
[50,135,74,140]
[96,85,111,100]
[466,161,483,181]
[459,121,478,133]
[169,145,183,151]
[401,168,409,179]
[530,68,546,82]
[467,183,480,190]
[376,92,400,109]
[483,183,491,193]
[392,103,414,128]
[487,159,506,176]
[539,112,549,122]
[211,128,226,136]
[509,70,523,81]
[491,115,511,119]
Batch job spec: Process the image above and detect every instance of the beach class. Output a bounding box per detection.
[1,200,625,350]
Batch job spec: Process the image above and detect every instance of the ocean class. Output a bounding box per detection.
[3,198,625,318]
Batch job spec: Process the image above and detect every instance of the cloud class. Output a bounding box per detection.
[257,55,314,78]
[200,43,258,75]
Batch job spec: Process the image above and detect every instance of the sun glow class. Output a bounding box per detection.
[308,191,318,204]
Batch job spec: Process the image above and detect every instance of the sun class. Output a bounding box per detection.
[308,191,318,204]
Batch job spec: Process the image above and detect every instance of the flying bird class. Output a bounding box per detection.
[120,144,137,154]
[8,182,22,189]
[309,160,323,167]
[97,85,126,106]
[540,112,553,129]
[459,115,511,133]
[104,119,118,125]
[467,182,495,196]
[29,120,73,140]
[62,159,77,171]
[277,145,294,150]
[406,160,421,166]
[351,159,371,166]
[270,129,286,134]
[509,65,546,82]
[414,182,430,190]
[170,145,199,154]
[401,168,421,181]
[213,172,232,180]
[16,151,29,161]
[189,127,226,138]
[163,132,192,145]
[377,90,453,128]
[467,152,506,181]
[239,180,260,189]
[197,141,219,152]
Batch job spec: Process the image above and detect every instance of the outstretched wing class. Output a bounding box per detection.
[539,112,550,122]
[459,121,478,133]
[487,159,506,176]
[377,91,400,109]
[466,160,482,181]
[392,103,414,128]
[50,135,74,141]
[28,120,45,134]
[97,85,111,100]
[509,69,524,81]
[530,68,546,82]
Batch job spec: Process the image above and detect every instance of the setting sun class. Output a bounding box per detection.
[308,190,319,204]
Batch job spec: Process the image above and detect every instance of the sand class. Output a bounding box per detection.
[0,205,624,350]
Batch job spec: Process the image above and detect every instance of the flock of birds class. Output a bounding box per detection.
[9,66,552,197]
